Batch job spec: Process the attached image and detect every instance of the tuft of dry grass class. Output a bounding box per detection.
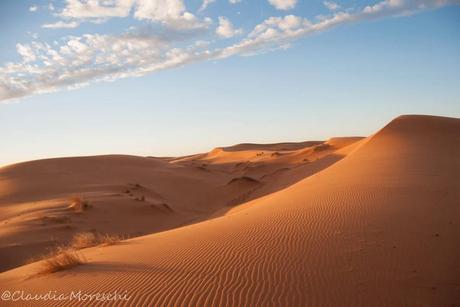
[98,234,124,246]
[68,196,91,213]
[38,248,85,274]
[27,232,126,273]
[70,232,124,249]
[71,232,98,249]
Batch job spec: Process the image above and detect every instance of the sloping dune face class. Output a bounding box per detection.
[1,115,459,306]
[0,155,231,272]
[0,138,360,272]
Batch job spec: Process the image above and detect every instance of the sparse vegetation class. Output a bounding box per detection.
[71,232,98,249]
[31,230,126,274]
[71,231,123,249]
[40,248,85,274]
[98,233,124,246]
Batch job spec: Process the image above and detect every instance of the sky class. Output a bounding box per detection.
[0,0,459,166]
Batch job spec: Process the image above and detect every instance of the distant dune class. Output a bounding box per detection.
[0,115,459,306]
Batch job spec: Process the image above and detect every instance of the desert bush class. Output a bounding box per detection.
[39,248,85,274]
[32,232,124,274]
[71,232,98,249]
[71,232,123,249]
[98,233,124,246]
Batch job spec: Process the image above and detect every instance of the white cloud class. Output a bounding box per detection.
[1,0,459,103]
[51,0,211,30]
[29,5,38,12]
[199,0,216,12]
[16,44,37,62]
[0,28,212,102]
[229,0,242,3]
[221,0,460,58]
[324,1,340,11]
[268,0,297,10]
[133,0,184,21]
[216,16,242,38]
[60,0,134,19]
[134,0,211,29]
[42,21,81,29]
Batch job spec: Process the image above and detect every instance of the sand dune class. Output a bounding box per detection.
[0,136,357,272]
[0,115,459,306]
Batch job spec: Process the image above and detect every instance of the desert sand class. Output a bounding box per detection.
[0,115,459,306]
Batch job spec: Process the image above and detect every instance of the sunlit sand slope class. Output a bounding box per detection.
[0,139,359,272]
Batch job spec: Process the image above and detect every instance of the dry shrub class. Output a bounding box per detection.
[39,248,85,274]
[71,232,98,249]
[98,234,124,246]
[68,196,91,213]
[71,232,123,249]
[32,232,124,274]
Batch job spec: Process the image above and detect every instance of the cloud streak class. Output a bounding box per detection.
[46,0,211,30]
[0,0,458,103]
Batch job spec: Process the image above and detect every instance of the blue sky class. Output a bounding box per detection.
[0,0,459,166]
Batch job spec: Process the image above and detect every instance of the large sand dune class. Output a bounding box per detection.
[0,115,459,306]
[0,133,358,272]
